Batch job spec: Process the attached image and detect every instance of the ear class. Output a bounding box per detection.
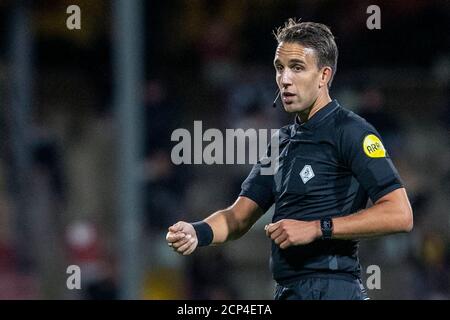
[319,67,333,88]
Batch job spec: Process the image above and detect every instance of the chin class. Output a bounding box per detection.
[283,103,302,113]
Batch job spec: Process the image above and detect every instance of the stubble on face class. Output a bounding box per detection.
[274,43,319,113]
[274,42,330,121]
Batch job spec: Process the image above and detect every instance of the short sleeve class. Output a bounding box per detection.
[340,118,403,203]
[239,135,278,212]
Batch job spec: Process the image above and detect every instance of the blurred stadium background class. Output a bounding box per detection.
[0,0,449,299]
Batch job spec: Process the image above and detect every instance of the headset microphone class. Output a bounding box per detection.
[272,89,281,108]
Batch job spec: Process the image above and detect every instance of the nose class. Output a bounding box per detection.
[280,69,293,88]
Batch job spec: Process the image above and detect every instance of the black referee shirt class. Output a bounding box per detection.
[240,99,403,283]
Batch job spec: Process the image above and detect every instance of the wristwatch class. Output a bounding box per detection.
[320,217,333,240]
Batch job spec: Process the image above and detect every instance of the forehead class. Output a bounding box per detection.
[274,42,316,64]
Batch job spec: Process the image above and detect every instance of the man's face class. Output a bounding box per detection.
[273,42,323,113]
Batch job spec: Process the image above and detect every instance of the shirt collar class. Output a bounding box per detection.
[294,99,340,130]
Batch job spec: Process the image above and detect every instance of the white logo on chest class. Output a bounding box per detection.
[299,165,315,184]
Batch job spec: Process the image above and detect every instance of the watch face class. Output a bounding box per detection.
[321,219,333,239]
[323,220,332,229]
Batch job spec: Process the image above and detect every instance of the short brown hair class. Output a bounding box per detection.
[274,18,338,87]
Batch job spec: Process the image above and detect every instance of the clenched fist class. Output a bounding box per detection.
[166,221,198,255]
[265,219,321,249]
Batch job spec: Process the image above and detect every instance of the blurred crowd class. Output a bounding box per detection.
[0,0,449,299]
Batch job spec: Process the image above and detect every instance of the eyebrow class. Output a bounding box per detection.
[273,58,306,65]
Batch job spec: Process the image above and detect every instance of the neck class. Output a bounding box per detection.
[297,91,332,123]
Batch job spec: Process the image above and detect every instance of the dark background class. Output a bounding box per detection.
[0,0,449,299]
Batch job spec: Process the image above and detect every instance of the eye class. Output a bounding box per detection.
[292,64,304,71]
[275,65,283,72]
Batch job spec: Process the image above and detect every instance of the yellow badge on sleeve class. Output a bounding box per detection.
[363,134,386,158]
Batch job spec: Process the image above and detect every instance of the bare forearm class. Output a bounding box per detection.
[333,209,399,239]
[332,192,413,240]
[203,208,241,244]
[167,197,263,255]
[203,197,264,245]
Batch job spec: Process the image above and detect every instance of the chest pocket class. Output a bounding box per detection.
[285,157,321,195]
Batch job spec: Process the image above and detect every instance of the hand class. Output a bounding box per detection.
[166,221,198,255]
[265,219,321,249]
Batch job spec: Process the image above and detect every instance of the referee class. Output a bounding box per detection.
[166,19,413,300]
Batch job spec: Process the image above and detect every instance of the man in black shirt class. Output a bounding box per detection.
[166,19,413,300]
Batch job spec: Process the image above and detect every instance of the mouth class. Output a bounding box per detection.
[282,92,296,103]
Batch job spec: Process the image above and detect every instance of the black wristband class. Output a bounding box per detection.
[191,221,213,247]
